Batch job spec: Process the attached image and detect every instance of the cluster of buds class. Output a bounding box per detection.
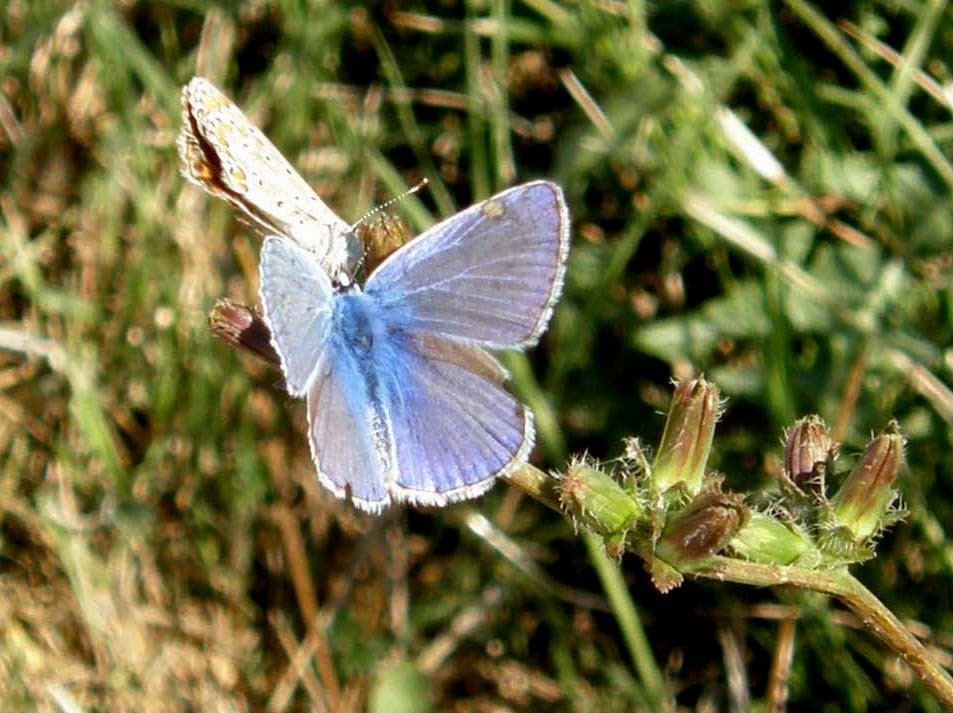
[779,417,905,558]
[730,417,905,566]
[556,377,750,587]
[552,375,907,591]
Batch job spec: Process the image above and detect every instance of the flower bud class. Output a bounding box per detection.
[831,421,904,541]
[208,299,280,366]
[729,512,821,566]
[357,212,412,274]
[655,489,747,569]
[782,415,836,496]
[557,462,642,539]
[651,377,720,496]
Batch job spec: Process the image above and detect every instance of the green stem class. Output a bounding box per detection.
[584,532,669,710]
[505,466,668,707]
[503,463,561,512]
[687,556,953,710]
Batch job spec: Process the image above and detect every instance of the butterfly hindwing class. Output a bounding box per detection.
[380,334,533,505]
[306,345,392,512]
[258,237,334,396]
[296,298,534,512]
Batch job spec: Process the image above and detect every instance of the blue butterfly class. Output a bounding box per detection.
[259,181,570,513]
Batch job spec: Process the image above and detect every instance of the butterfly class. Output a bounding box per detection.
[178,76,359,281]
[259,181,570,513]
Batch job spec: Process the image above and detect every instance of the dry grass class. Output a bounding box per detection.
[3,1,953,711]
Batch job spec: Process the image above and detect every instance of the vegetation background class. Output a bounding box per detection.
[2,0,953,710]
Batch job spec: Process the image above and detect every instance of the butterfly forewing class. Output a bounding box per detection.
[365,181,570,349]
[179,77,358,279]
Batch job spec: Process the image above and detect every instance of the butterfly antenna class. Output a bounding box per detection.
[349,178,429,231]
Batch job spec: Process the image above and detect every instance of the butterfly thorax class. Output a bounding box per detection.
[333,289,389,357]
[330,289,408,434]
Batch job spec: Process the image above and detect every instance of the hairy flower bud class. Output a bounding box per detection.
[831,421,904,540]
[730,512,821,566]
[655,489,747,568]
[651,378,720,496]
[357,212,412,274]
[782,415,836,496]
[558,462,642,539]
[208,299,280,366]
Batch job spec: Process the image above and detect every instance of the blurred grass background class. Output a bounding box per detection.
[2,0,953,710]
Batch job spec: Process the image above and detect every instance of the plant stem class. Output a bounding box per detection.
[506,466,668,706]
[584,532,669,711]
[503,463,562,513]
[687,556,953,710]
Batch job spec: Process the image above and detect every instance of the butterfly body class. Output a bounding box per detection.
[333,289,389,359]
